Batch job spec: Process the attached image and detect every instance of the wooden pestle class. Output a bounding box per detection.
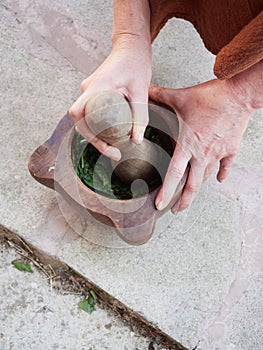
[85,91,160,184]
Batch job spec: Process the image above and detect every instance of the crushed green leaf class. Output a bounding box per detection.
[78,290,97,314]
[12,260,33,273]
[71,126,164,199]
[90,290,97,300]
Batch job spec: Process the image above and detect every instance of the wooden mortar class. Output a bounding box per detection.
[28,101,188,245]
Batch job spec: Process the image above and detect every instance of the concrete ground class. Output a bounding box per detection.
[0,1,263,350]
[0,246,162,350]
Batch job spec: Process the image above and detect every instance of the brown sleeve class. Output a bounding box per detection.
[149,1,263,80]
[214,11,263,79]
[149,0,194,42]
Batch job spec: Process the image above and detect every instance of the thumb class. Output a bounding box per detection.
[129,97,149,144]
[149,84,175,106]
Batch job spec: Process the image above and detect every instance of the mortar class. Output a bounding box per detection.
[28,102,188,245]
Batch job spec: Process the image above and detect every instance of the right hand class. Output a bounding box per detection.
[69,36,152,160]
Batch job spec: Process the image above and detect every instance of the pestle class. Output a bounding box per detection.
[84,91,160,185]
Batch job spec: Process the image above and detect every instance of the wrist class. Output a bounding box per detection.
[225,61,263,111]
[112,32,151,51]
[225,78,255,113]
[111,34,152,69]
[112,0,151,48]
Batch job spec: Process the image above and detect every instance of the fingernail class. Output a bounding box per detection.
[109,149,121,161]
[113,153,121,161]
[113,155,121,162]
[178,203,187,211]
[156,200,165,211]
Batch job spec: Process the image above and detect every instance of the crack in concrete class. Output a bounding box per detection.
[197,164,263,349]
[0,227,187,350]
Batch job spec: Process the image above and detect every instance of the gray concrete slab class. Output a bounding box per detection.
[0,247,162,350]
[0,1,262,349]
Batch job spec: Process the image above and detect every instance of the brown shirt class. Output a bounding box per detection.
[149,0,263,79]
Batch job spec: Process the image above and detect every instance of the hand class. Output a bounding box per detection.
[69,36,152,160]
[149,79,255,212]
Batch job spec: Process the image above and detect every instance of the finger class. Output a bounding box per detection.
[130,101,149,144]
[174,160,205,212]
[80,77,92,93]
[149,84,176,106]
[217,156,235,182]
[155,146,190,211]
[69,92,90,123]
[204,161,219,181]
[75,119,121,161]
[69,84,109,122]
[69,78,94,122]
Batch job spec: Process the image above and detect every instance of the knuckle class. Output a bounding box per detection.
[152,86,163,101]
[230,147,238,156]
[197,153,207,164]
[99,143,109,153]
[80,80,87,92]
[185,182,200,193]
[97,142,109,154]
[69,107,77,120]
[168,164,184,179]
[92,137,99,145]
[225,143,239,158]
[202,144,213,158]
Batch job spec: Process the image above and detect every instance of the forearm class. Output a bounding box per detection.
[112,0,151,46]
[227,60,263,111]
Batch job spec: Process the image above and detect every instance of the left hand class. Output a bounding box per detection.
[149,79,254,212]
